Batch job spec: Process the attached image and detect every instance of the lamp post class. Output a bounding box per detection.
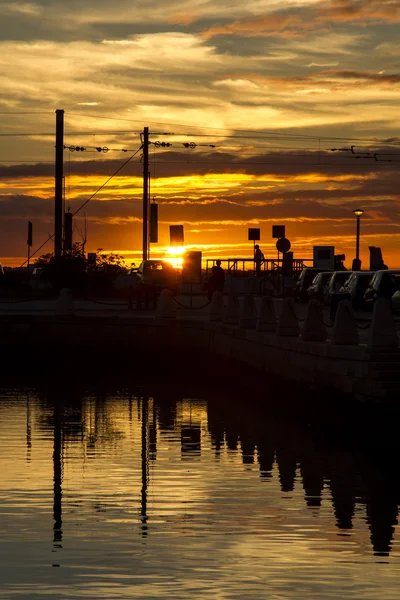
[353,209,364,265]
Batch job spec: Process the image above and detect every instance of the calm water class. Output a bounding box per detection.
[0,385,399,599]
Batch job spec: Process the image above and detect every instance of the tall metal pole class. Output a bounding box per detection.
[142,127,149,261]
[356,215,360,262]
[54,109,64,257]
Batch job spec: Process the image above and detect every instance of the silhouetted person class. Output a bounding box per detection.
[214,260,225,292]
[254,244,264,276]
[352,258,362,271]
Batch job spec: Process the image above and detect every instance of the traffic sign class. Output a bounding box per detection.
[272,225,285,239]
[248,228,260,241]
[276,237,291,253]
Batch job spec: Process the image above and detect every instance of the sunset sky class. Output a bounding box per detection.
[0,0,399,268]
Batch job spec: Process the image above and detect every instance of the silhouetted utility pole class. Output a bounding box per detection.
[55,109,64,258]
[142,127,149,261]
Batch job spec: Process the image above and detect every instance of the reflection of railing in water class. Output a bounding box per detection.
[205,258,312,276]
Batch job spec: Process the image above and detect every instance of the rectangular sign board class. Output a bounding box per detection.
[313,245,335,270]
[272,225,285,239]
[27,221,33,247]
[150,203,158,243]
[170,224,184,245]
[248,228,260,241]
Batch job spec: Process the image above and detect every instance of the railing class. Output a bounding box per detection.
[205,258,313,276]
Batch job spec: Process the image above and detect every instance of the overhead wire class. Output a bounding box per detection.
[63,111,400,145]
[72,144,143,217]
[20,234,54,267]
[18,144,143,267]
[2,114,400,148]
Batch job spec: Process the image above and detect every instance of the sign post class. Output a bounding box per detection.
[27,221,33,273]
[248,228,260,269]
[272,225,286,269]
[276,237,291,297]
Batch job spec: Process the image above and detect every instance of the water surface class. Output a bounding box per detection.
[0,386,399,599]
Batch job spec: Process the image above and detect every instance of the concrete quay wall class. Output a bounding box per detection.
[1,313,399,402]
[204,321,400,401]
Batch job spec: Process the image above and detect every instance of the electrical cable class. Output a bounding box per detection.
[18,144,143,267]
[63,112,400,145]
[72,144,143,217]
[20,234,54,268]
[2,121,399,148]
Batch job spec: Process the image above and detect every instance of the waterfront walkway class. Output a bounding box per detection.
[0,294,397,345]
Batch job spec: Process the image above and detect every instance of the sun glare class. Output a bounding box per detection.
[165,246,185,269]
[167,246,185,256]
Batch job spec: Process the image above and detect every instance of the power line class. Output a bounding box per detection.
[20,234,54,267]
[72,144,143,217]
[18,145,143,267]
[2,122,399,148]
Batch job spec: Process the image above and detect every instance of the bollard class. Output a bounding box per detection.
[56,288,74,316]
[301,299,328,342]
[209,290,224,322]
[239,295,257,329]
[368,297,399,347]
[223,293,240,325]
[155,289,176,319]
[331,300,358,345]
[330,291,351,322]
[256,296,277,332]
[277,297,300,337]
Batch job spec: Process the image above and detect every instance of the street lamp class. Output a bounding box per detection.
[353,209,364,265]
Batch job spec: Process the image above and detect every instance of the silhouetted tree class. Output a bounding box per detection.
[34,244,127,294]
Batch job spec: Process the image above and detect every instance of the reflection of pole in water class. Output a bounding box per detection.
[26,393,32,461]
[53,402,63,548]
[141,396,149,536]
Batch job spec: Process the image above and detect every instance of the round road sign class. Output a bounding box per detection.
[276,237,291,253]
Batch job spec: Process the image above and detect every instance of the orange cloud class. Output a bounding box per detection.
[201,1,400,40]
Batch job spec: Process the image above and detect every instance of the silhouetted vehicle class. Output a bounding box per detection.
[29,267,52,290]
[293,267,329,303]
[391,290,400,313]
[323,271,352,305]
[364,270,400,309]
[339,271,373,310]
[307,271,333,303]
[114,267,139,290]
[136,260,179,294]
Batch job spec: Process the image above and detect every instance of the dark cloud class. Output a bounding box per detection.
[0,194,52,218]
